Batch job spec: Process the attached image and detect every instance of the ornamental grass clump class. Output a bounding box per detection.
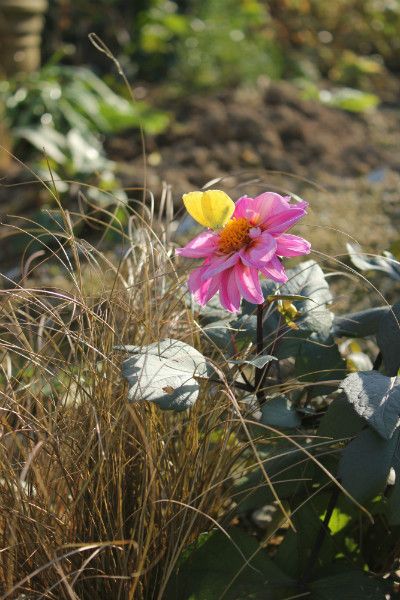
[0,191,252,598]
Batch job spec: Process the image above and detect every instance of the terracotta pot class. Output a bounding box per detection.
[0,0,48,77]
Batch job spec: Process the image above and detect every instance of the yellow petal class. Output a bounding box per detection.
[182,190,235,229]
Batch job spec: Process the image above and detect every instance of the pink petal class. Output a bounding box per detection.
[201,252,239,278]
[275,233,311,257]
[234,192,308,230]
[240,232,277,268]
[233,196,252,219]
[251,192,293,224]
[176,231,219,258]
[235,264,264,304]
[260,256,288,283]
[265,206,308,235]
[188,265,219,305]
[187,264,204,295]
[219,268,241,312]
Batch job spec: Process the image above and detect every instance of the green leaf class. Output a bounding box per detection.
[66,80,106,130]
[318,394,365,441]
[338,428,400,503]
[325,507,351,535]
[202,320,237,354]
[295,334,346,398]
[320,88,379,113]
[260,395,301,429]
[166,528,295,600]
[58,96,94,133]
[385,443,400,526]
[274,501,336,579]
[377,302,400,376]
[198,294,231,324]
[66,128,108,173]
[233,445,311,512]
[202,312,260,356]
[309,570,391,599]
[332,307,390,338]
[119,338,208,411]
[244,260,333,340]
[76,68,169,134]
[347,242,400,281]
[239,261,334,362]
[341,371,400,439]
[274,260,334,337]
[14,125,67,164]
[230,356,276,369]
[132,104,170,135]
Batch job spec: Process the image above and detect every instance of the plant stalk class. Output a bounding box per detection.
[255,302,267,404]
[300,486,340,586]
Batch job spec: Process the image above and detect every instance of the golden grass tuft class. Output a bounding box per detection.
[0,189,249,599]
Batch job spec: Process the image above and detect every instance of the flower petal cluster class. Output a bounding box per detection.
[176,191,311,312]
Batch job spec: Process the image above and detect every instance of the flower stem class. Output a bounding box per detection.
[300,486,340,586]
[255,302,267,404]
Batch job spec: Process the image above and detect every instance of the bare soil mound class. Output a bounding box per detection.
[110,81,400,257]
[114,81,400,196]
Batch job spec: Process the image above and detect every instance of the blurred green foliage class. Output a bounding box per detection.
[1,64,168,204]
[299,81,379,113]
[45,0,400,94]
[171,0,284,88]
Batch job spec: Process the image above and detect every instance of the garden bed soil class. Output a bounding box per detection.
[111,81,400,255]
[113,81,400,189]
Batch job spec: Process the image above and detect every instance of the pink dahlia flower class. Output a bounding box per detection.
[176,191,311,312]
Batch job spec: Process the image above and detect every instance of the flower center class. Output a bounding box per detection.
[218,218,251,254]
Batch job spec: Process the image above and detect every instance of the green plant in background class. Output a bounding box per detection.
[128,0,284,88]
[298,80,379,113]
[0,63,168,204]
[267,0,400,95]
[44,0,400,109]
[130,0,191,80]
[171,0,284,88]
